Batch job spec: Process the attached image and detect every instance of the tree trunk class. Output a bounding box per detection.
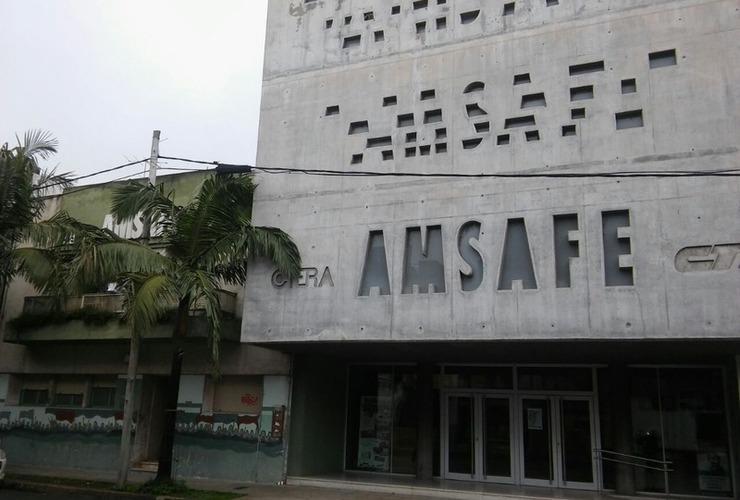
[155,297,190,482]
[116,332,140,488]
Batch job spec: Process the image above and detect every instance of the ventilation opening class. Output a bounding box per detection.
[325,105,340,116]
[349,121,369,134]
[462,138,483,149]
[464,81,485,93]
[325,19,334,29]
[416,21,427,34]
[421,89,436,100]
[343,35,361,49]
[405,147,417,157]
[344,15,352,25]
[466,103,487,117]
[497,134,510,145]
[503,2,515,15]
[513,73,531,85]
[424,109,443,124]
[615,109,644,130]
[383,96,398,107]
[419,145,431,156]
[525,130,540,141]
[375,30,385,42]
[413,0,428,9]
[621,78,637,94]
[546,0,559,5]
[521,92,546,108]
[504,115,536,129]
[460,10,480,24]
[397,114,414,127]
[571,108,586,119]
[436,128,447,139]
[436,17,447,30]
[367,136,393,148]
[569,60,605,76]
[570,85,594,101]
[406,132,417,143]
[474,122,490,133]
[364,11,374,21]
[435,143,448,153]
[562,125,577,137]
[649,49,677,68]
[382,150,394,161]
[391,5,400,15]
[351,154,363,164]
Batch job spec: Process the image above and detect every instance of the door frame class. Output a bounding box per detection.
[443,392,516,484]
[518,394,598,490]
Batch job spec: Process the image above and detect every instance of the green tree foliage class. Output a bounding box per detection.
[0,131,72,309]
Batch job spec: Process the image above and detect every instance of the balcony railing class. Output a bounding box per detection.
[22,290,237,316]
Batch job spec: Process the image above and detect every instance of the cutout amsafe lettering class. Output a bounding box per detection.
[402,226,446,294]
[272,267,334,289]
[359,231,391,296]
[458,221,483,292]
[498,218,537,290]
[675,244,740,272]
[554,214,580,288]
[602,210,633,286]
[357,209,634,296]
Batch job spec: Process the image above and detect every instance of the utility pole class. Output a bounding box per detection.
[117,130,160,488]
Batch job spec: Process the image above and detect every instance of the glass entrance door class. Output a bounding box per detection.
[445,394,514,483]
[519,396,597,489]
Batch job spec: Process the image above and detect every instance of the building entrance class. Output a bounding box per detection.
[441,365,600,489]
[519,396,597,489]
[443,393,597,489]
[445,394,515,483]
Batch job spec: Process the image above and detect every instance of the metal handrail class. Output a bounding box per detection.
[594,448,672,496]
[595,448,672,472]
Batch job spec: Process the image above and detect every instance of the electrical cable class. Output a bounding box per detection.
[158,155,740,179]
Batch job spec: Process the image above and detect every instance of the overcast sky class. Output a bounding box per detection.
[1,0,268,184]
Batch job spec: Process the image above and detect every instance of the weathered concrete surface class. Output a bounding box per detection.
[244,0,740,344]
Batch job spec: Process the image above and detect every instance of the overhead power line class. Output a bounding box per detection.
[158,155,740,179]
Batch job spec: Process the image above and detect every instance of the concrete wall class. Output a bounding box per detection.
[243,0,740,343]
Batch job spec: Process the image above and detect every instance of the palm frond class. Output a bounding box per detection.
[119,273,179,337]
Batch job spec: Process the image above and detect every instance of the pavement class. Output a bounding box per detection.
[3,465,659,500]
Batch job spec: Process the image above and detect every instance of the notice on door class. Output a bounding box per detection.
[527,408,543,430]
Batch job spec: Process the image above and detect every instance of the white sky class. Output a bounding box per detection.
[1,0,268,184]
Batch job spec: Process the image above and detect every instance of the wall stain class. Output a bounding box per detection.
[289,1,321,29]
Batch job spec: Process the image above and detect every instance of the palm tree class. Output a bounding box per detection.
[106,172,301,481]
[0,131,72,320]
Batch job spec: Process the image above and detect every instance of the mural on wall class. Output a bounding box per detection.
[0,408,124,435]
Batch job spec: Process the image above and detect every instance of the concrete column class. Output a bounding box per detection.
[610,363,636,495]
[416,362,435,480]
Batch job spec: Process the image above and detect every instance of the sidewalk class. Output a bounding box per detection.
[6,465,658,500]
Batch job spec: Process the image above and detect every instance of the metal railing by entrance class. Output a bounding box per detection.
[594,448,672,496]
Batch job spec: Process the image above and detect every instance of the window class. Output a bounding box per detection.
[345,365,420,474]
[621,78,637,94]
[570,85,594,101]
[19,376,49,406]
[53,377,85,407]
[90,387,117,408]
[503,3,515,15]
[513,73,531,85]
[648,49,677,68]
[20,388,48,406]
[615,109,644,129]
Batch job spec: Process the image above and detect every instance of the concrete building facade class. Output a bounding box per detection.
[244,0,740,496]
